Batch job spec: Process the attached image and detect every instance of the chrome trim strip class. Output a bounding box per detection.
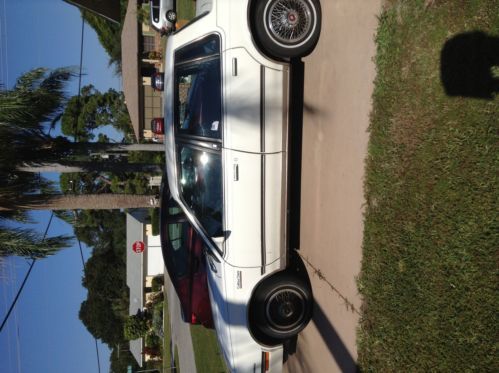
[260,65,266,153]
[260,65,266,275]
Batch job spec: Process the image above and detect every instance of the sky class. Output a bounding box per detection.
[0,1,123,372]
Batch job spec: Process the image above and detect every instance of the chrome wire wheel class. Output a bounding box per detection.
[266,0,314,46]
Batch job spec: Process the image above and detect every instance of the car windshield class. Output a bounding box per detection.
[151,0,160,22]
[177,146,223,237]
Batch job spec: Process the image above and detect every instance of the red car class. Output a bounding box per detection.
[151,117,164,134]
[160,184,213,328]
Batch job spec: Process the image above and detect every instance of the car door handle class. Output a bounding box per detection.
[207,255,217,273]
[232,58,238,76]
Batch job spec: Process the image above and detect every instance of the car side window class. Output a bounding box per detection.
[167,207,189,279]
[178,146,223,238]
[175,35,221,140]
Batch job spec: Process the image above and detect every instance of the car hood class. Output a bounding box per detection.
[196,0,212,15]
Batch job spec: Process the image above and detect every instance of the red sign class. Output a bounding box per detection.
[132,241,145,253]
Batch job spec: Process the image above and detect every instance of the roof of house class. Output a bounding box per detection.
[121,0,142,140]
[63,0,121,23]
[126,210,148,367]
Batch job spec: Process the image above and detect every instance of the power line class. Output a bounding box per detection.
[0,0,9,87]
[73,15,85,141]
[74,211,101,373]
[69,15,102,373]
[0,212,55,332]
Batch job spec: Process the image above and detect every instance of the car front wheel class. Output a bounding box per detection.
[253,0,321,59]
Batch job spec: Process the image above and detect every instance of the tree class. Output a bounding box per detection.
[81,10,123,72]
[0,193,158,211]
[0,68,164,217]
[0,67,77,248]
[77,210,130,347]
[0,68,72,218]
[18,161,162,174]
[0,227,72,259]
[61,85,132,140]
[124,311,150,340]
[80,295,126,345]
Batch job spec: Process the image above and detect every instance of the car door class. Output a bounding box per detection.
[160,194,213,326]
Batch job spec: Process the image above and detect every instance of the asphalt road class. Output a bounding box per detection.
[284,1,382,372]
[165,273,197,373]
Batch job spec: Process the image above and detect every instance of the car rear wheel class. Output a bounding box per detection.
[253,0,321,59]
[252,271,313,340]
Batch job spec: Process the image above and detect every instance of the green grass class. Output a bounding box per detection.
[358,0,499,371]
[176,0,196,21]
[160,0,196,51]
[162,297,172,373]
[190,324,228,373]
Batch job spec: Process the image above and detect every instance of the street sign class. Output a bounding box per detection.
[132,240,145,253]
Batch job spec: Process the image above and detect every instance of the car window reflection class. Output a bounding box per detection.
[175,34,221,140]
[178,146,223,237]
[167,207,190,278]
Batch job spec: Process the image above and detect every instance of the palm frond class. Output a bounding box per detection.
[0,226,73,259]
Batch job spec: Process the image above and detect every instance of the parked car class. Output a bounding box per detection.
[162,0,321,371]
[151,71,165,91]
[160,184,214,328]
[149,0,177,35]
[151,117,164,135]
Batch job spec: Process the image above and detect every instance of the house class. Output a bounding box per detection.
[121,0,164,142]
[126,209,164,367]
[65,0,164,142]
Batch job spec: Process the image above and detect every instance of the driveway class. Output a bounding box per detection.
[164,273,197,373]
[285,1,382,372]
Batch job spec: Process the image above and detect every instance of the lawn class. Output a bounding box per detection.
[190,324,227,373]
[162,297,172,373]
[358,0,499,371]
[160,0,196,53]
[176,0,196,21]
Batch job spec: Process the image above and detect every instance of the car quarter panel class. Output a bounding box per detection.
[207,253,284,372]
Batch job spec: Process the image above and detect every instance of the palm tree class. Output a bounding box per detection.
[0,68,154,258]
[0,67,75,222]
[0,227,72,259]
[0,194,158,211]
[17,161,162,174]
[0,68,163,217]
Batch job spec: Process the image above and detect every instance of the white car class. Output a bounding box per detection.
[162,0,321,371]
[149,0,177,35]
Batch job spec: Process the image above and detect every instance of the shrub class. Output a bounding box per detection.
[145,332,161,348]
[151,275,164,292]
[152,303,164,338]
[124,313,149,340]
